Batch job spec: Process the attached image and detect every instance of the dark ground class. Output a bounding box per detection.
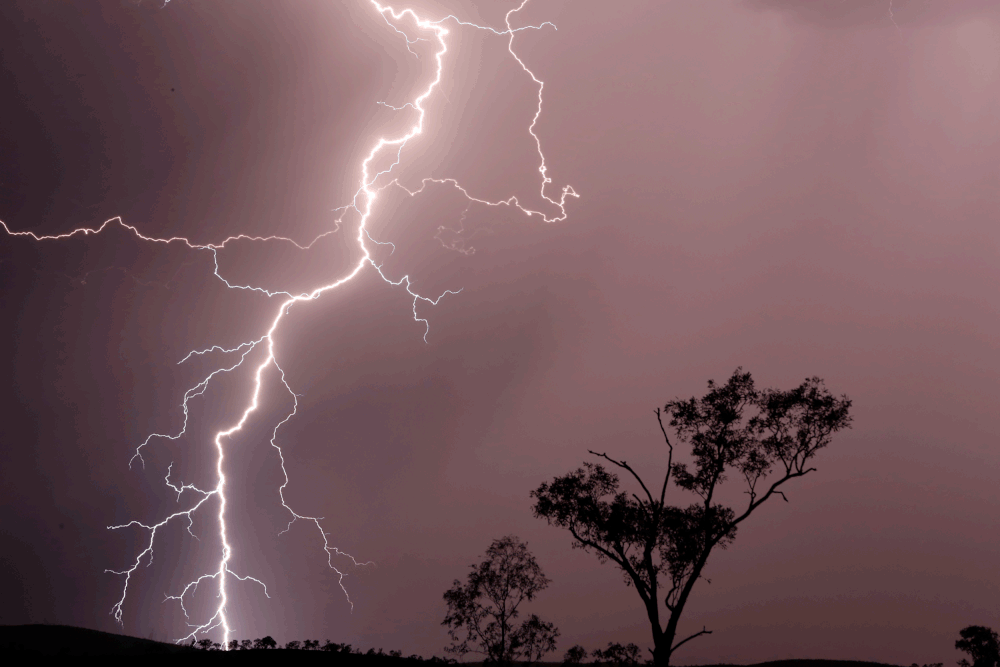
[0,624,908,667]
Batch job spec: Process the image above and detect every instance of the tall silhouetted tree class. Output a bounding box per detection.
[442,535,559,666]
[957,626,1000,667]
[531,369,852,667]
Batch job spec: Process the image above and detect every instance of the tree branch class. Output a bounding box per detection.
[671,626,712,653]
[730,468,812,528]
[656,408,674,505]
[567,526,652,604]
[664,580,681,611]
[589,450,655,505]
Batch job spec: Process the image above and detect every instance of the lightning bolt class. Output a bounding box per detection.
[888,0,901,34]
[1,0,576,648]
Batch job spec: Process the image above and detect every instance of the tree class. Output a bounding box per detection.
[592,642,642,666]
[956,626,1000,667]
[563,645,589,665]
[442,535,560,666]
[531,369,852,667]
[322,640,356,653]
[515,614,561,664]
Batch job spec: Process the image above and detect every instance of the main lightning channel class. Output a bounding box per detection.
[2,0,576,648]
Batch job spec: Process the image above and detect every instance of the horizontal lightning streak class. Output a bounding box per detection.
[1,0,574,648]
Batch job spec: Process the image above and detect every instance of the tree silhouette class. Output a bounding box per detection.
[531,369,852,667]
[592,642,642,667]
[442,535,559,666]
[322,640,357,653]
[956,626,1000,667]
[515,614,561,664]
[563,645,589,665]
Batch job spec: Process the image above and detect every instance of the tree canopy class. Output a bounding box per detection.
[957,626,1000,667]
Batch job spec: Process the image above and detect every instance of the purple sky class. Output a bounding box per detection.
[1,0,998,664]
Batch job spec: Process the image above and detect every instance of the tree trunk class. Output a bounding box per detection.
[645,597,673,667]
[654,549,714,667]
[651,632,673,667]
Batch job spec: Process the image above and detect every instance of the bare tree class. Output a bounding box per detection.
[531,369,852,667]
[442,535,560,666]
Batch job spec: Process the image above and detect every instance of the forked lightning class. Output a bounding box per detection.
[0,0,576,647]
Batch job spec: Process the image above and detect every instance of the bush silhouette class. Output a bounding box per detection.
[592,642,642,667]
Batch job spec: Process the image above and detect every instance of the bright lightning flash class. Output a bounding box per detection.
[1,0,576,648]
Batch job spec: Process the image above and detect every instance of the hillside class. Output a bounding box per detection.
[0,625,908,667]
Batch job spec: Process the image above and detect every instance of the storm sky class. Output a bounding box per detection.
[1,0,998,664]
